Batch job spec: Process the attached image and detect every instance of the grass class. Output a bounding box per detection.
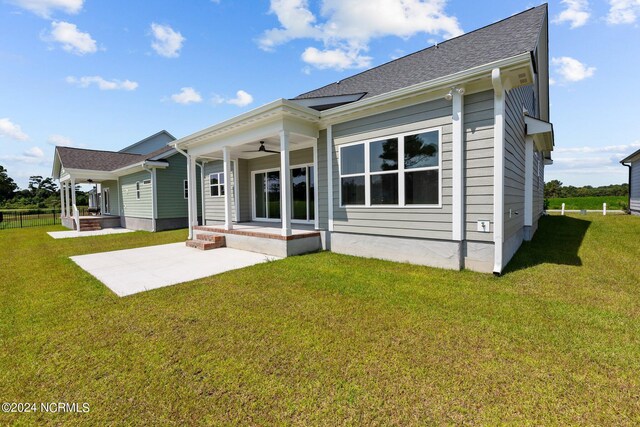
[548,195,627,210]
[1,215,640,425]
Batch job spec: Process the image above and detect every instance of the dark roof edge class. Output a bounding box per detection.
[294,4,548,100]
[621,148,640,164]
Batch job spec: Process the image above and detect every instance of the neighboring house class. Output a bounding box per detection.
[52,130,202,231]
[621,148,640,215]
[178,5,553,274]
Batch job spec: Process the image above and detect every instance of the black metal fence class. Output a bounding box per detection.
[0,208,89,230]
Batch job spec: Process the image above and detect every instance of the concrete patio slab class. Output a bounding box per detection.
[70,243,280,297]
[48,228,134,239]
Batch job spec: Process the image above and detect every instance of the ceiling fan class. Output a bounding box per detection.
[243,141,279,154]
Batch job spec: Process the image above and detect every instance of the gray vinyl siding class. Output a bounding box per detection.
[120,170,153,219]
[464,90,494,242]
[631,162,640,213]
[203,161,236,222]
[317,131,328,229]
[533,149,545,221]
[503,86,531,243]
[238,159,251,222]
[155,153,201,220]
[101,180,120,216]
[331,98,453,240]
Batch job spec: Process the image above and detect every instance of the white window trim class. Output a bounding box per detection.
[209,172,225,198]
[183,179,188,200]
[135,181,141,200]
[338,126,443,209]
[250,163,315,224]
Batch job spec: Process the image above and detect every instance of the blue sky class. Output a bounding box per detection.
[1,0,639,188]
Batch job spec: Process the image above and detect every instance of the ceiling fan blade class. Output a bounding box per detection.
[242,150,258,152]
[264,149,280,153]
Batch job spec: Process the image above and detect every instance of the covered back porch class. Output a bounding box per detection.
[58,173,120,232]
[176,99,326,255]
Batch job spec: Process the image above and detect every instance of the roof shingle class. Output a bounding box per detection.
[294,5,547,101]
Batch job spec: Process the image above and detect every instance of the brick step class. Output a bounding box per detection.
[186,237,226,251]
[195,233,225,243]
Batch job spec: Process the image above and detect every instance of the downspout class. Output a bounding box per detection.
[197,161,207,225]
[142,163,156,232]
[173,144,194,239]
[491,68,505,276]
[621,161,631,213]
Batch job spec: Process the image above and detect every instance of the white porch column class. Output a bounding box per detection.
[451,87,465,242]
[199,162,206,225]
[279,130,292,236]
[70,178,77,208]
[326,125,334,232]
[60,181,66,217]
[223,146,233,230]
[313,137,319,230]
[524,136,534,235]
[99,183,105,214]
[188,155,198,230]
[186,156,194,239]
[65,181,70,217]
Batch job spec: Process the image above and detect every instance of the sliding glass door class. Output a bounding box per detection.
[253,165,314,222]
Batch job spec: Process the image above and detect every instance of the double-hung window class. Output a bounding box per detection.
[135,181,141,200]
[183,180,188,199]
[209,172,225,197]
[339,127,441,207]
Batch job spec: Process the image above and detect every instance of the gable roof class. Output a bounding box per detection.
[118,129,176,154]
[293,5,547,102]
[55,144,174,174]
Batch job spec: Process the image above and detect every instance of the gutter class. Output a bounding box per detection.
[491,68,506,276]
[173,145,195,239]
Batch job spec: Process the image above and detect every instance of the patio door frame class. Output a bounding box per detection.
[251,163,314,224]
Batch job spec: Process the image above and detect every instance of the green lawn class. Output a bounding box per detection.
[548,195,627,210]
[1,216,640,425]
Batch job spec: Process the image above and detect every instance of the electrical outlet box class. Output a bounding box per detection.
[477,220,490,233]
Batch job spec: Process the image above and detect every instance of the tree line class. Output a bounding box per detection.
[0,164,88,209]
[544,180,629,199]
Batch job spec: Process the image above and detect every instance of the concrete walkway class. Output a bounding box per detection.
[48,228,134,239]
[70,243,280,297]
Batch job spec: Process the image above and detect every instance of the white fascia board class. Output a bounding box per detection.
[111,160,169,176]
[320,52,532,124]
[524,116,554,152]
[173,99,321,150]
[148,148,178,160]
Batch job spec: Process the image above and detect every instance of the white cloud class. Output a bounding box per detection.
[258,0,463,70]
[226,90,254,107]
[607,0,640,24]
[8,0,83,18]
[301,46,371,70]
[551,56,595,84]
[170,87,202,104]
[212,90,255,107]
[150,23,185,58]
[0,118,29,141]
[66,75,138,91]
[45,21,97,55]
[555,141,640,154]
[553,0,590,28]
[47,134,82,147]
[24,146,44,158]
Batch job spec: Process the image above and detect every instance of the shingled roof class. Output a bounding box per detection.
[56,145,173,172]
[294,5,547,101]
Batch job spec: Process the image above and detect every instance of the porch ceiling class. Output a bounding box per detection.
[198,133,316,160]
